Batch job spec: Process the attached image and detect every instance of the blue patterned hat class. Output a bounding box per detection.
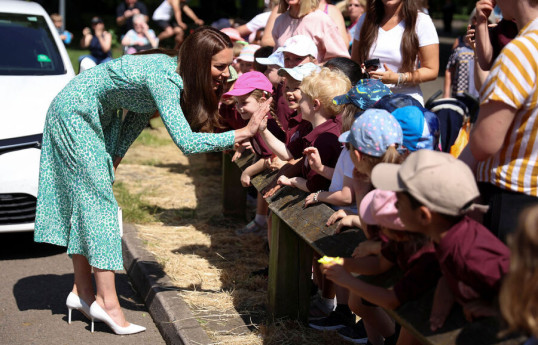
[332,79,392,110]
[339,109,403,157]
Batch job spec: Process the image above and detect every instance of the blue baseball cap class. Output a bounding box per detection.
[332,79,392,110]
[278,62,320,82]
[256,50,284,68]
[339,108,403,157]
[391,106,435,152]
[373,94,440,150]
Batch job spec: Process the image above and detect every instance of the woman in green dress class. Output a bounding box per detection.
[34,26,269,335]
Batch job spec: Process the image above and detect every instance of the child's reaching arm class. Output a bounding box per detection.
[259,116,294,161]
[323,260,401,310]
[241,157,270,187]
[304,147,335,180]
[277,176,309,192]
[304,175,354,207]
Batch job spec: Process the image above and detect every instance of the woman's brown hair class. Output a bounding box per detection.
[500,205,538,337]
[177,26,233,132]
[357,0,420,74]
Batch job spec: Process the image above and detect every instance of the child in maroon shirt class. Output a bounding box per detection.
[372,150,510,331]
[259,65,351,193]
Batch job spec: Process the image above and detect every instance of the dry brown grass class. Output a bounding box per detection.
[114,118,351,345]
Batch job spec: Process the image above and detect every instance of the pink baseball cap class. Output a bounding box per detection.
[220,27,242,42]
[359,190,406,230]
[223,71,273,97]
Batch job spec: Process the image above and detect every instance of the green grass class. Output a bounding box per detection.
[133,128,172,147]
[66,47,124,73]
[113,181,158,224]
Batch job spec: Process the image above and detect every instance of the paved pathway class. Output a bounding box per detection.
[0,232,165,345]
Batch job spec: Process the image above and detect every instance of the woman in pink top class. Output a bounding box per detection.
[271,0,350,62]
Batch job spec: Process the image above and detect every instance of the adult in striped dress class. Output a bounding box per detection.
[463,0,538,242]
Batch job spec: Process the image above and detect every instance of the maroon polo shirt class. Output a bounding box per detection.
[381,240,441,304]
[250,132,273,159]
[435,217,510,303]
[286,117,342,192]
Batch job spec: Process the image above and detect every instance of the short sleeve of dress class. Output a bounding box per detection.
[146,71,235,155]
[416,12,439,47]
[480,37,536,109]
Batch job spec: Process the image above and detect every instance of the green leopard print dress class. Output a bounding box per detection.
[34,54,235,270]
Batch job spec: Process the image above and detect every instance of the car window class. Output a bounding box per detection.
[0,12,65,75]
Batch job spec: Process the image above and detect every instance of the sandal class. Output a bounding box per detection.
[236,219,265,235]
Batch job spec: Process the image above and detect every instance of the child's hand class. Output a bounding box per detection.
[269,156,286,170]
[336,215,359,234]
[277,175,292,186]
[430,276,455,331]
[304,192,319,208]
[352,240,382,258]
[322,261,352,287]
[240,171,251,187]
[263,184,281,198]
[303,147,323,173]
[326,209,348,226]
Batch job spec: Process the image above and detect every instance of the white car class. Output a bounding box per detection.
[0,0,75,233]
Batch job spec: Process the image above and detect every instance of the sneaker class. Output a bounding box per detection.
[337,320,368,344]
[309,295,334,320]
[236,219,265,235]
[308,309,355,330]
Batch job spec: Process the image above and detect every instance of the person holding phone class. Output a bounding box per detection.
[78,17,113,73]
[350,0,439,105]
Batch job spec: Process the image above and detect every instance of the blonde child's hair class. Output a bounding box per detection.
[500,205,538,337]
[247,89,269,102]
[300,67,351,118]
[278,0,319,16]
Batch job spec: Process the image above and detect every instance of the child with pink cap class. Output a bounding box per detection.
[322,189,441,345]
[222,71,274,235]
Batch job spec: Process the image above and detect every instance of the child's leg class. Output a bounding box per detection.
[349,292,395,345]
[255,193,268,226]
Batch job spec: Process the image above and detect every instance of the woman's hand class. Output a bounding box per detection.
[113,156,122,173]
[304,147,323,174]
[476,0,495,25]
[82,27,91,36]
[247,97,272,136]
[326,209,348,226]
[369,64,397,84]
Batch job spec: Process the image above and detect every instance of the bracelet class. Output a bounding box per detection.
[313,190,323,203]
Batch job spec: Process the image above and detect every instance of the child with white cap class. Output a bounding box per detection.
[237,44,261,74]
[371,150,510,331]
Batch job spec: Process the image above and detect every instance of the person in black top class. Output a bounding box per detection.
[116,0,149,35]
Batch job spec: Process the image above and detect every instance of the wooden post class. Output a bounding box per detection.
[267,213,312,323]
[221,151,247,219]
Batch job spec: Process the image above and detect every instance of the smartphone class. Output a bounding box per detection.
[364,58,380,71]
[470,24,476,41]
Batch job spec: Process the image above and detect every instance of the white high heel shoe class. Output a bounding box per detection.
[66,292,96,324]
[89,302,146,335]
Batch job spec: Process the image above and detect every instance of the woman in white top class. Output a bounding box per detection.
[351,0,439,104]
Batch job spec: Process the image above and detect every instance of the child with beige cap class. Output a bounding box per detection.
[371,150,510,331]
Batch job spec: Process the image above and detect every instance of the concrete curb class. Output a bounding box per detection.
[122,223,212,345]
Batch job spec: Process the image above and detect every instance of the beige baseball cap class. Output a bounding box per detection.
[371,150,486,216]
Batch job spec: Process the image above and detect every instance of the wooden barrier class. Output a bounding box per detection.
[223,152,524,345]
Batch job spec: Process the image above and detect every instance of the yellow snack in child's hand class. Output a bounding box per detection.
[318,256,344,265]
